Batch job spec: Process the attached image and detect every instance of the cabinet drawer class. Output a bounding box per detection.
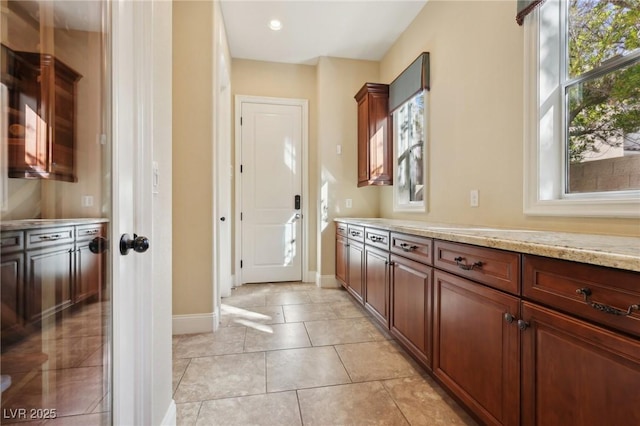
[391,233,432,265]
[523,255,640,337]
[76,224,105,241]
[25,227,74,249]
[434,240,520,295]
[347,225,364,243]
[365,228,389,250]
[336,222,348,238]
[1,231,24,253]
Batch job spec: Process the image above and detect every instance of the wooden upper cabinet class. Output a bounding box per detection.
[1,44,81,182]
[354,83,392,187]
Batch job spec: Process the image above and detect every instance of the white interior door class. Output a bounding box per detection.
[216,57,232,297]
[240,101,303,283]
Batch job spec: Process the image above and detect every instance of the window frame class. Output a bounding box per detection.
[392,90,428,212]
[523,0,640,217]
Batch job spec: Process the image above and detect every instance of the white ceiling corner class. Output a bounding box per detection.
[219,0,428,65]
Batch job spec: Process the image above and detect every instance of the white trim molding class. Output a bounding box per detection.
[172,312,218,335]
[316,273,340,288]
[160,400,177,426]
[523,1,640,218]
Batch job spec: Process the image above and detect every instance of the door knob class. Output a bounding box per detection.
[89,236,108,254]
[120,233,150,255]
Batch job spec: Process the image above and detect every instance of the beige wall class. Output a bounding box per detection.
[316,57,380,276]
[231,59,319,275]
[172,0,215,315]
[378,0,640,237]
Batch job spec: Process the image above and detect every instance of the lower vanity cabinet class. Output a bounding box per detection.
[433,270,520,426]
[389,253,432,368]
[347,240,365,303]
[364,245,389,327]
[520,301,640,426]
[74,224,106,303]
[1,232,24,342]
[335,233,348,288]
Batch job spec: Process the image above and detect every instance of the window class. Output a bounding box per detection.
[393,90,427,212]
[524,0,640,217]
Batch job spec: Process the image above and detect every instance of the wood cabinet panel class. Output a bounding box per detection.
[521,301,640,426]
[390,254,432,368]
[347,241,365,303]
[523,255,640,337]
[364,245,389,327]
[1,251,24,343]
[336,234,348,288]
[74,243,102,303]
[25,243,74,323]
[390,232,432,265]
[434,270,520,426]
[364,227,390,251]
[354,83,392,187]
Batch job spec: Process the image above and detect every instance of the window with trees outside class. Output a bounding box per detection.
[524,0,640,217]
[393,91,426,211]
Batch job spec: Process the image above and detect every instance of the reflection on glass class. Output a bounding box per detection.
[1,1,111,424]
[394,91,425,207]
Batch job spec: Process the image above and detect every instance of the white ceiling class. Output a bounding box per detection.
[219,0,428,65]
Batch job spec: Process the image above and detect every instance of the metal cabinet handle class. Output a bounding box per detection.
[350,231,361,237]
[40,234,62,241]
[400,243,418,252]
[504,313,515,324]
[576,288,639,317]
[454,256,483,271]
[517,319,529,331]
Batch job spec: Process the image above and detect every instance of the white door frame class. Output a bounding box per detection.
[234,95,309,285]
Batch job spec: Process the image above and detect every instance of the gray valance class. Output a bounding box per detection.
[389,52,430,113]
[516,0,546,25]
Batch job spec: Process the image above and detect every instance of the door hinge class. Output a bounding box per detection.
[240,164,243,173]
[240,260,243,268]
[240,212,243,220]
[240,117,243,126]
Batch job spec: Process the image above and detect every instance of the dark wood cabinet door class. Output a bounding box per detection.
[521,301,640,426]
[25,244,74,323]
[74,244,102,303]
[1,251,24,341]
[364,245,389,327]
[390,254,432,368]
[434,270,520,426]
[347,241,364,303]
[335,235,348,288]
[354,83,391,187]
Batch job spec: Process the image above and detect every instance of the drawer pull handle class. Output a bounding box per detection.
[576,288,640,317]
[40,234,62,241]
[400,243,418,252]
[85,229,100,235]
[369,235,384,243]
[454,256,483,271]
[350,231,361,237]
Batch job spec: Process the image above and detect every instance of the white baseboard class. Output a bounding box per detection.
[304,270,317,284]
[316,273,340,288]
[172,312,218,335]
[160,399,176,426]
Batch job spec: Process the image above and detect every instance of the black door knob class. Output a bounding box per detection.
[220,217,226,221]
[89,236,108,254]
[120,233,150,255]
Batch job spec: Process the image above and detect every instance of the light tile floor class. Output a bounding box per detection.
[173,283,477,425]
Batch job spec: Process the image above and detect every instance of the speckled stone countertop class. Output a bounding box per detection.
[335,218,640,273]
[1,218,109,232]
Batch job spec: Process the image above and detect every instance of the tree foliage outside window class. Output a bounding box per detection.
[566,0,640,193]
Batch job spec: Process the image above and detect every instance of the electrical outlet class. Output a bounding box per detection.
[470,190,479,207]
[336,144,342,155]
[82,195,94,207]
[346,198,353,208]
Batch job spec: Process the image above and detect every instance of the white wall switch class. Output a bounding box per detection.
[470,190,479,207]
[336,145,342,155]
[346,198,352,208]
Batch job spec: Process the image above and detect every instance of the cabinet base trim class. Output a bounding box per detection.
[172,312,218,335]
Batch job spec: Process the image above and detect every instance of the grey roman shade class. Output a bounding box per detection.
[516,0,546,25]
[388,52,430,113]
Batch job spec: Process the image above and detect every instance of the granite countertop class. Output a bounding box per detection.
[335,218,640,272]
[1,218,109,232]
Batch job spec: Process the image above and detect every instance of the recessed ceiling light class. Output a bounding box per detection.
[269,19,282,31]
